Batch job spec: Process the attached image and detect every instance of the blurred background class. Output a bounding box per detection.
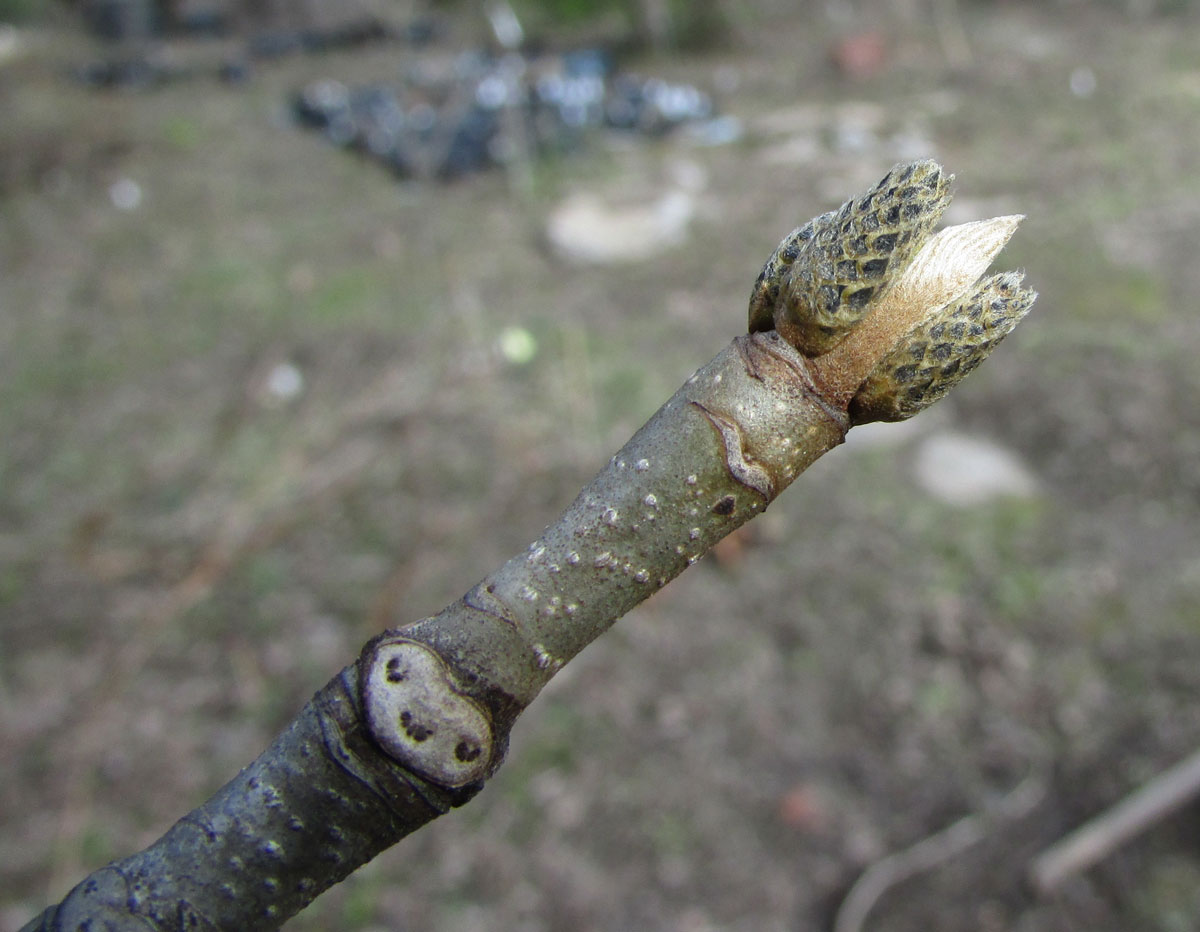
[2,1,1200,929]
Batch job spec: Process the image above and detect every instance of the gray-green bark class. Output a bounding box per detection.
[21,161,1035,932]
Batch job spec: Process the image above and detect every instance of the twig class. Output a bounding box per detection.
[23,161,1037,932]
[834,769,1046,932]
[1029,745,1200,894]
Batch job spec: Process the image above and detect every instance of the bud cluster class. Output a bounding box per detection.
[748,160,1035,422]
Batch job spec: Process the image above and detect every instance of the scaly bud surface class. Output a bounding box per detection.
[749,161,1034,420]
[749,160,952,356]
[849,271,1036,424]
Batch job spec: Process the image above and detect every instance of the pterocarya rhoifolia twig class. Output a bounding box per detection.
[24,160,1036,932]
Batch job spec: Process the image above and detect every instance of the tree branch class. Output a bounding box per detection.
[1029,745,1200,893]
[22,160,1035,931]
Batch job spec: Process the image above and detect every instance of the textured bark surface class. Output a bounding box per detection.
[24,668,463,932]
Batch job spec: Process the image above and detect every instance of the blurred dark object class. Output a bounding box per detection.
[246,16,393,59]
[80,0,401,48]
[69,1,723,178]
[290,48,718,183]
[74,54,166,87]
[217,55,250,83]
[81,0,232,40]
[82,0,161,41]
[180,12,230,36]
[72,4,440,89]
[604,73,712,134]
[172,2,231,37]
[73,46,256,87]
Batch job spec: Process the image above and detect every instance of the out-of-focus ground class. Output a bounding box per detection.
[4,2,1200,930]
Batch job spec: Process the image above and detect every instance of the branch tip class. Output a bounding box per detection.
[750,165,1034,418]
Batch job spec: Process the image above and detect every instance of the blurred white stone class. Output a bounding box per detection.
[913,432,1039,506]
[1070,66,1097,98]
[485,0,524,50]
[666,157,708,192]
[265,362,304,403]
[109,177,143,211]
[546,189,695,265]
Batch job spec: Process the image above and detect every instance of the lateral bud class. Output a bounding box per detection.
[849,271,1036,425]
